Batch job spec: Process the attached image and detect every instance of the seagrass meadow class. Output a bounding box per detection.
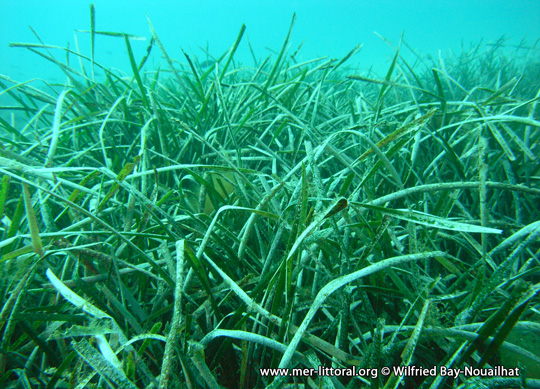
[1,10,540,389]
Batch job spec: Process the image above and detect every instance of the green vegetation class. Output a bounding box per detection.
[1,9,540,389]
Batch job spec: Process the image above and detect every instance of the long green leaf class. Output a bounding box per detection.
[22,182,43,257]
[353,202,502,234]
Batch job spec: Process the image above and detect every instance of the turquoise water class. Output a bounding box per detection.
[1,0,539,83]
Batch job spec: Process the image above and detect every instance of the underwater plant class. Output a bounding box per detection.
[0,6,539,389]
